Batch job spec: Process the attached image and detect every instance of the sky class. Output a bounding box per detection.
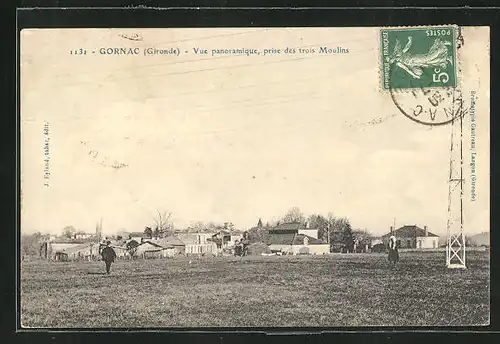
[20,28,490,237]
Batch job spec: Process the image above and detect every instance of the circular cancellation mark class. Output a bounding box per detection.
[389,65,466,127]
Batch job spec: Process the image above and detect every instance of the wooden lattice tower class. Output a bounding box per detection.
[446,105,466,269]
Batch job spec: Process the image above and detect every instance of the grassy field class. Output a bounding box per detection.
[20,251,489,328]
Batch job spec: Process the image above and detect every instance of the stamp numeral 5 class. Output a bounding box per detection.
[433,68,449,83]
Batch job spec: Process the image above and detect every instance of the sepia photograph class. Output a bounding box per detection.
[19,26,490,328]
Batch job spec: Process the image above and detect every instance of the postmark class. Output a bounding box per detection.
[390,77,467,126]
[380,26,458,91]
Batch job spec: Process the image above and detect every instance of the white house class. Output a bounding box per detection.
[267,230,330,255]
[382,225,440,249]
[298,222,319,239]
[185,242,218,255]
[74,233,94,240]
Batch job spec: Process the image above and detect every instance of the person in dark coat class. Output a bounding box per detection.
[101,241,117,274]
[240,231,250,256]
[388,235,399,266]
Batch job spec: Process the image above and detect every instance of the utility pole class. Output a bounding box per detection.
[96,217,103,243]
[446,103,466,269]
[327,222,331,248]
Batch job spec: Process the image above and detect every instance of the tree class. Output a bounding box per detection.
[465,236,477,247]
[341,221,355,253]
[352,229,373,252]
[323,214,352,251]
[352,229,372,244]
[307,214,329,242]
[144,226,153,239]
[126,240,140,258]
[223,222,235,231]
[206,222,219,232]
[188,221,206,233]
[62,225,77,238]
[257,218,263,228]
[248,226,269,244]
[152,210,173,237]
[282,206,305,223]
[153,227,160,238]
[21,232,44,257]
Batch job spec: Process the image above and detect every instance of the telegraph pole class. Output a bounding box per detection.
[327,222,331,253]
[446,104,466,269]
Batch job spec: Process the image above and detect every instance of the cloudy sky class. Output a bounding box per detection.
[20,28,490,236]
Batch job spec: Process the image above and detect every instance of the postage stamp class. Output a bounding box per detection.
[380,26,458,91]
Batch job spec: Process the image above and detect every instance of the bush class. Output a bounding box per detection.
[246,242,271,256]
[371,243,386,253]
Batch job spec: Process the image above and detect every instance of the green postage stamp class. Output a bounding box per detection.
[380,26,457,91]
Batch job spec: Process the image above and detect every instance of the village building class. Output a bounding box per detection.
[127,231,150,243]
[74,232,94,240]
[228,231,244,246]
[135,241,176,259]
[150,236,186,255]
[369,237,385,252]
[177,232,214,245]
[49,242,100,261]
[382,225,440,249]
[184,242,218,255]
[266,222,330,255]
[211,230,244,248]
[45,237,133,261]
[177,233,218,255]
[268,222,320,239]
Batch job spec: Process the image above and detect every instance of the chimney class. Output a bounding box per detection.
[424,226,428,237]
[390,226,394,235]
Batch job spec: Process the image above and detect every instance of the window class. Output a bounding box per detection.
[397,240,401,247]
[407,240,411,248]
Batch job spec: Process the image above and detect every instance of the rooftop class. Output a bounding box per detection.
[382,225,439,238]
[129,232,147,237]
[141,240,174,249]
[159,236,186,246]
[267,233,326,245]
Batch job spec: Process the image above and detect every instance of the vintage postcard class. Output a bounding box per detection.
[19,27,490,328]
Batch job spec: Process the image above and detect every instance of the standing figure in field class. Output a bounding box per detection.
[240,231,250,257]
[234,232,250,257]
[101,241,117,274]
[388,235,399,266]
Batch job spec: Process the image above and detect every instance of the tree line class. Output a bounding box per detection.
[247,206,373,252]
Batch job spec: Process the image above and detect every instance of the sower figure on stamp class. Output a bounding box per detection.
[388,235,399,266]
[101,241,117,274]
[389,36,453,80]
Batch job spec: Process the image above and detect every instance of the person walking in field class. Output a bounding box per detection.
[101,241,117,274]
[388,235,399,266]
